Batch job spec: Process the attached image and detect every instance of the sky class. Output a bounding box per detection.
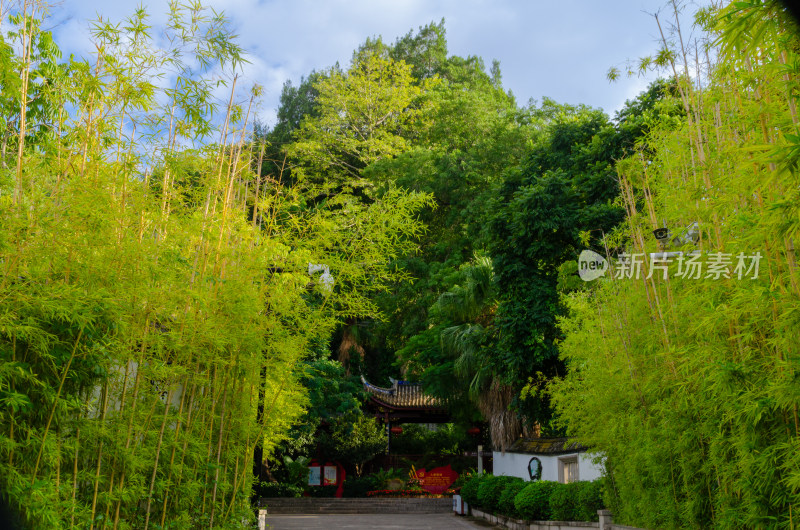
[50,0,703,128]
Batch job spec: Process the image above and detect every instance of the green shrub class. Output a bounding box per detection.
[452,468,476,490]
[498,479,527,518]
[460,472,487,507]
[477,475,518,512]
[256,481,303,498]
[306,485,339,497]
[514,481,558,520]
[342,476,378,497]
[550,482,578,521]
[575,480,604,521]
[549,480,604,521]
[370,467,406,489]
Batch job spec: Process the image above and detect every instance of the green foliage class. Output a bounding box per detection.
[255,482,303,498]
[498,478,527,519]
[397,257,523,448]
[391,80,666,448]
[282,455,311,488]
[550,2,800,529]
[464,477,603,521]
[369,467,406,489]
[514,481,558,521]
[306,485,339,498]
[576,481,604,522]
[388,423,468,455]
[278,359,363,457]
[475,475,523,514]
[288,51,436,197]
[487,100,635,431]
[548,483,579,522]
[260,19,543,450]
[451,468,476,490]
[549,481,603,522]
[459,472,487,507]
[476,475,507,512]
[0,4,433,528]
[342,475,379,498]
[389,19,448,80]
[321,414,385,477]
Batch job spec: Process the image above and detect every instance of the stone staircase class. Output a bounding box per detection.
[259,497,453,514]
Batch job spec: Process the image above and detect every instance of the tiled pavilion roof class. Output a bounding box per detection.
[506,437,587,455]
[361,376,446,410]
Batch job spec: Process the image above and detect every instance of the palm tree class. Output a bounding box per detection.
[434,256,521,450]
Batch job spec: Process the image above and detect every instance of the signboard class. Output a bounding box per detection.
[323,465,337,486]
[308,465,321,486]
[413,464,459,494]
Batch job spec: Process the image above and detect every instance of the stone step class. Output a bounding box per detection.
[259,497,453,514]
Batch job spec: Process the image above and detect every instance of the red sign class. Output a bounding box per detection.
[414,465,459,494]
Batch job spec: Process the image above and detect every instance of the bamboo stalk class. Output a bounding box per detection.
[160,99,178,217]
[167,375,199,508]
[32,326,84,483]
[89,380,111,530]
[71,426,80,528]
[201,367,222,515]
[100,356,133,527]
[14,0,35,205]
[143,388,174,530]
[159,375,191,528]
[113,330,148,530]
[8,332,17,466]
[208,378,230,528]
[252,143,265,228]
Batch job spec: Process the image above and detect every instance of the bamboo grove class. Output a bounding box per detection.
[551,2,800,528]
[0,2,431,528]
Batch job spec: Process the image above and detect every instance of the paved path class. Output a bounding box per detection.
[264,513,498,529]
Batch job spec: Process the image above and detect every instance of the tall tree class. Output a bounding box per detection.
[487,89,675,433]
[397,256,522,448]
[288,51,435,198]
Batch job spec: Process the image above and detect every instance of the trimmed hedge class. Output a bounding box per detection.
[514,480,559,520]
[550,480,603,522]
[550,482,580,521]
[576,480,604,521]
[463,473,604,522]
[498,478,527,518]
[477,475,520,512]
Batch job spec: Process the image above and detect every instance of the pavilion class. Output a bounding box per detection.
[361,376,450,424]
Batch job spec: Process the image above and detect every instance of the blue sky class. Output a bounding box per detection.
[51,0,705,127]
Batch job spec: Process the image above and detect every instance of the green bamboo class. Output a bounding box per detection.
[31,327,84,483]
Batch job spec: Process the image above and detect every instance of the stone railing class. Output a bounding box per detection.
[469,508,645,530]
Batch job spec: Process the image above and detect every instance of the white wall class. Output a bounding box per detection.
[492,450,603,483]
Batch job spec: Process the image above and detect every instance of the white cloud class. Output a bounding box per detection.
[49,0,706,126]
